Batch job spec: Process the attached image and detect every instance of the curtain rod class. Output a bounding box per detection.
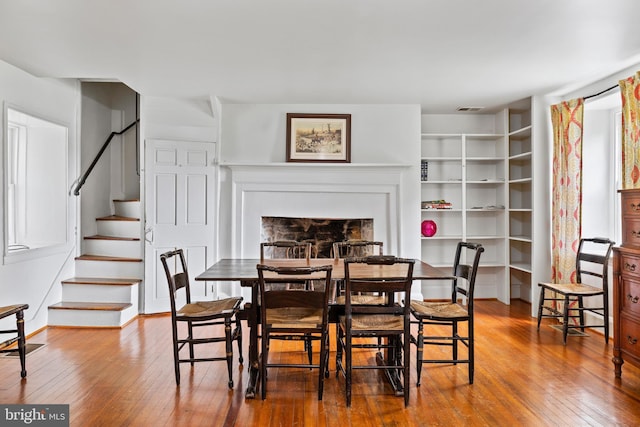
[583,84,618,100]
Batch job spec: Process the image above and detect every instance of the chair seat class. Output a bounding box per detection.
[410,300,468,319]
[176,297,241,319]
[538,282,604,296]
[339,314,404,331]
[0,304,29,318]
[335,295,386,305]
[266,307,323,328]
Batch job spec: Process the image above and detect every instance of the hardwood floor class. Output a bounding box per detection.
[1,300,639,426]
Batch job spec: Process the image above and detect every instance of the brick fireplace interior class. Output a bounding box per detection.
[260,216,374,258]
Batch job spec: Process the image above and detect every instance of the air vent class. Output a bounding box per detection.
[456,107,483,112]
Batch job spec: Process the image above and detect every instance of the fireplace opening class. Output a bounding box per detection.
[260,216,374,258]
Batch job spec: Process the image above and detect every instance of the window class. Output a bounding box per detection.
[4,106,69,261]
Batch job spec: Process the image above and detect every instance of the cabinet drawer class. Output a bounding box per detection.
[623,218,640,247]
[620,316,640,359]
[621,193,640,217]
[620,253,640,278]
[622,278,640,317]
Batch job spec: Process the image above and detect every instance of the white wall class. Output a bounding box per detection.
[216,103,421,260]
[219,104,420,165]
[0,60,80,335]
[80,83,115,239]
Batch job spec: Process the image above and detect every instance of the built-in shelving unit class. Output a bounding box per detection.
[420,112,509,302]
[507,98,533,302]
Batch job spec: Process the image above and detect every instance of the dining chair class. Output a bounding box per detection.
[332,240,383,259]
[260,240,319,361]
[260,240,313,263]
[0,304,29,378]
[332,240,385,304]
[160,249,243,387]
[336,255,415,407]
[409,241,484,386]
[537,237,614,345]
[256,263,333,400]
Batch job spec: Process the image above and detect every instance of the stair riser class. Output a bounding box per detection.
[96,221,140,238]
[75,260,143,278]
[84,239,142,258]
[114,201,141,218]
[62,284,139,304]
[48,305,138,327]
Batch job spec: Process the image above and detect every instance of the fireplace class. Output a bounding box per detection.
[261,216,374,258]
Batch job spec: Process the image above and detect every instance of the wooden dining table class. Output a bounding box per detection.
[195,257,451,399]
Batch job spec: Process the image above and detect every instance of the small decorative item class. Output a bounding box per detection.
[421,220,437,237]
[421,160,429,181]
[286,113,351,163]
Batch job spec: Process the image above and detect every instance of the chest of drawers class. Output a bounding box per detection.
[612,189,640,377]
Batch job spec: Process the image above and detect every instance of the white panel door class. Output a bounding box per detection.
[143,139,216,313]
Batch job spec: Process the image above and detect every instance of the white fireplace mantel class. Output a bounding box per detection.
[225,163,412,259]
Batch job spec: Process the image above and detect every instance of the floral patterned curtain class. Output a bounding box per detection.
[620,72,640,189]
[550,99,583,290]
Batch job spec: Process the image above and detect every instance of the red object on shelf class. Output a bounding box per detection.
[421,220,437,237]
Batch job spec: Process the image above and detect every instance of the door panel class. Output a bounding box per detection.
[144,139,216,313]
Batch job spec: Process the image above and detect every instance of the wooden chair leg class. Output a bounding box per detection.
[261,327,268,400]
[416,320,424,387]
[452,321,458,364]
[578,296,586,333]
[16,309,27,378]
[537,288,546,330]
[562,295,570,346]
[235,317,243,364]
[345,332,352,407]
[604,295,610,343]
[171,322,181,386]
[469,319,474,384]
[225,319,234,389]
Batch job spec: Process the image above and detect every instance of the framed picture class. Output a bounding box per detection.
[286,113,351,163]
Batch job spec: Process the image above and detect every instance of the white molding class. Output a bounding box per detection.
[227,164,409,258]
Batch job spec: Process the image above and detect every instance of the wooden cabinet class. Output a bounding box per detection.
[612,189,640,377]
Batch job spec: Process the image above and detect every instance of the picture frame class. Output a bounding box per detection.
[286,113,351,163]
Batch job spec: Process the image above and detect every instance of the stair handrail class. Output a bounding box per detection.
[71,119,139,196]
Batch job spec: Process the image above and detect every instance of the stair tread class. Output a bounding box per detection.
[61,277,142,286]
[49,302,133,311]
[84,234,140,241]
[76,255,142,262]
[96,215,139,222]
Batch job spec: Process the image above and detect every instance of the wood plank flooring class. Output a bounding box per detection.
[1,300,639,426]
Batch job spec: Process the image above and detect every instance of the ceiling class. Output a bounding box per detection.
[1,0,640,113]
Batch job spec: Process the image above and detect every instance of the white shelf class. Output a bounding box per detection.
[509,263,532,274]
[420,109,509,303]
[509,235,532,243]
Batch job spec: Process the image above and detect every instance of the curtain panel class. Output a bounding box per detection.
[619,72,640,189]
[550,99,583,291]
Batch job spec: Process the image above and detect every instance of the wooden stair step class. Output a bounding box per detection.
[84,235,140,241]
[61,277,141,286]
[96,215,139,222]
[75,255,142,262]
[48,302,132,311]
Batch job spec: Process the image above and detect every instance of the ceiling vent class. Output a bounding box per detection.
[456,107,483,112]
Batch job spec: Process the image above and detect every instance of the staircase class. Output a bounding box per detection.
[48,200,142,327]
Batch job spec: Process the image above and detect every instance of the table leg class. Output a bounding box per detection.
[375,335,404,396]
[243,280,260,399]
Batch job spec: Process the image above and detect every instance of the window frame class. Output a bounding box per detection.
[2,103,72,264]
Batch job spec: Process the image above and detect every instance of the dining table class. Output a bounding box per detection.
[195,257,451,399]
